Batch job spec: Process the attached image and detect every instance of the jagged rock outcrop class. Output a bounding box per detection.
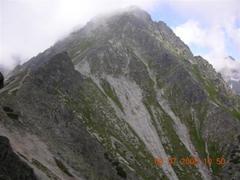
[0,52,139,180]
[0,7,240,180]
[0,136,37,180]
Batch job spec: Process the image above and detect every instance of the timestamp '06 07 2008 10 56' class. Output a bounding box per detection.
[154,156,226,167]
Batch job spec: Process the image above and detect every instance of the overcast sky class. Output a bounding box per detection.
[1,0,240,74]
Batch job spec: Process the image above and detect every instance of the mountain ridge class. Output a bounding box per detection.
[0,7,240,180]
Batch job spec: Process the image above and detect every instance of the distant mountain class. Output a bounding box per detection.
[0,65,8,76]
[220,56,240,95]
[0,7,240,180]
[229,79,240,94]
[227,56,236,61]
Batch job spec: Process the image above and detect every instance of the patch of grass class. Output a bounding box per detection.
[205,82,218,99]
[54,158,74,177]
[192,65,203,82]
[144,100,202,179]
[70,39,94,60]
[116,166,127,179]
[207,143,223,175]
[32,159,59,180]
[231,110,240,120]
[6,112,19,120]
[2,106,19,120]
[189,123,207,159]
[192,65,218,100]
[100,79,124,112]
[78,40,93,51]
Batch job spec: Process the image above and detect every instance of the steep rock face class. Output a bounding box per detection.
[0,136,37,180]
[0,7,240,180]
[0,52,141,180]
[52,7,240,179]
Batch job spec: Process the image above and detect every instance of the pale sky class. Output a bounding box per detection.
[1,0,240,77]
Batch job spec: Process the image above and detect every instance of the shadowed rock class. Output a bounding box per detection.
[0,136,37,180]
[0,72,3,89]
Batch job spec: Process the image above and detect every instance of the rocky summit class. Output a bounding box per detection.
[0,7,240,180]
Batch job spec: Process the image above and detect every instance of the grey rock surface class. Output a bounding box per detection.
[0,136,37,180]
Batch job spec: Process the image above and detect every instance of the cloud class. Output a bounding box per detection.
[218,57,240,81]
[173,20,227,69]
[173,18,240,81]
[171,0,240,78]
[174,20,226,54]
[1,0,239,78]
[0,0,158,70]
[167,0,240,23]
[224,17,240,52]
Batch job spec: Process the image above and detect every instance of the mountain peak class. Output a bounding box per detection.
[225,55,236,61]
[88,6,151,27]
[123,6,151,20]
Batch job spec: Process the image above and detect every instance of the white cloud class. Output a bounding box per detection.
[1,0,239,78]
[217,56,240,81]
[173,18,240,81]
[0,0,158,70]
[167,0,240,23]
[173,20,228,69]
[171,0,240,79]
[173,20,226,53]
[224,17,240,52]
